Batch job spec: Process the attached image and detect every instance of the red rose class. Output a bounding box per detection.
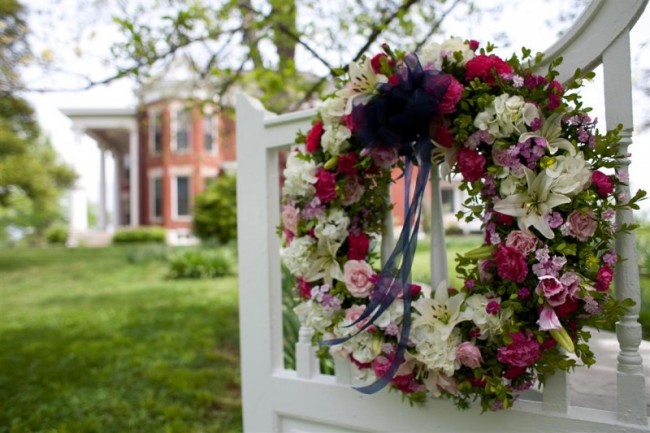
[314,167,337,203]
[547,80,564,110]
[468,39,479,51]
[348,232,370,260]
[595,265,614,292]
[439,77,464,114]
[465,54,513,84]
[592,170,614,197]
[495,212,514,226]
[494,245,529,284]
[457,147,486,182]
[305,120,324,153]
[337,152,358,176]
[555,296,579,318]
[432,126,454,148]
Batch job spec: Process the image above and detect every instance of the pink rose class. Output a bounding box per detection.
[592,171,614,197]
[595,265,614,292]
[296,278,311,299]
[497,331,541,368]
[439,77,464,114]
[314,167,337,203]
[347,232,370,260]
[535,276,568,307]
[366,146,398,169]
[341,176,364,206]
[305,120,324,153]
[457,342,483,368]
[457,147,486,182]
[505,230,538,255]
[566,210,597,241]
[343,260,375,298]
[281,204,299,235]
[494,245,529,284]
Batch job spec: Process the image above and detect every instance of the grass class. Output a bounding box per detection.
[0,246,241,433]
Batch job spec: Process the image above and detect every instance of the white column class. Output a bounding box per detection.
[98,147,107,230]
[129,128,140,226]
[113,151,121,231]
[67,128,89,247]
[603,31,647,426]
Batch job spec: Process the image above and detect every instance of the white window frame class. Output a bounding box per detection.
[149,108,163,155]
[203,113,217,154]
[171,104,192,153]
[149,168,163,224]
[170,166,193,222]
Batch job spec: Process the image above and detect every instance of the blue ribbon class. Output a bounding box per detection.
[321,54,451,394]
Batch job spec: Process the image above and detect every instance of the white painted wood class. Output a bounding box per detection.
[236,1,650,430]
[128,128,139,226]
[296,322,318,379]
[429,164,449,288]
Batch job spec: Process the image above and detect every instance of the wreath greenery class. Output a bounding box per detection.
[279,38,645,411]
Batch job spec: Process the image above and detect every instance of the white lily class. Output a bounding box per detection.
[494,167,571,239]
[519,112,576,155]
[305,239,344,284]
[412,281,472,341]
[336,57,388,114]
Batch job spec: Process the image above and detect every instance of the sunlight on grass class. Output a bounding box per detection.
[0,246,242,433]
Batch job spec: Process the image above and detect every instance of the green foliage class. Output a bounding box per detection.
[0,246,242,432]
[44,224,68,244]
[167,247,234,279]
[0,2,77,242]
[112,226,166,244]
[192,174,237,244]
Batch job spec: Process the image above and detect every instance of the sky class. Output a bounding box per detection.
[23,0,650,222]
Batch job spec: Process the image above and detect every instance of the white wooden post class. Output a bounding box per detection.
[129,128,140,227]
[98,147,107,230]
[603,31,648,427]
[430,164,448,288]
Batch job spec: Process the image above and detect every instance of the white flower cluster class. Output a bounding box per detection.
[283,150,317,199]
[474,94,539,138]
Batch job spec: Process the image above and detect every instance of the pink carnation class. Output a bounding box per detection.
[341,176,364,206]
[305,120,324,153]
[497,331,541,368]
[592,171,614,197]
[457,147,486,181]
[595,265,614,292]
[281,204,299,235]
[365,146,398,169]
[337,152,358,176]
[439,77,464,114]
[465,54,513,84]
[494,245,529,284]
[314,167,337,203]
[505,230,538,255]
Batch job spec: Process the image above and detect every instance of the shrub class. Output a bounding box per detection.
[193,174,237,244]
[112,226,166,244]
[167,248,233,279]
[45,224,68,244]
[125,244,169,264]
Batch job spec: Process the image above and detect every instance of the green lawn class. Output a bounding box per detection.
[0,246,241,433]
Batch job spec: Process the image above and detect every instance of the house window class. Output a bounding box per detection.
[441,189,455,214]
[203,114,215,153]
[175,108,191,152]
[174,176,191,218]
[150,110,163,154]
[152,176,163,221]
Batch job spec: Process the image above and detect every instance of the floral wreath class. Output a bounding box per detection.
[279,38,644,411]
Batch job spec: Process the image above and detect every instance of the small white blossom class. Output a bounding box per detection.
[519,112,575,155]
[318,96,347,126]
[466,294,512,339]
[474,94,539,138]
[420,37,475,69]
[321,123,351,156]
[282,150,317,199]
